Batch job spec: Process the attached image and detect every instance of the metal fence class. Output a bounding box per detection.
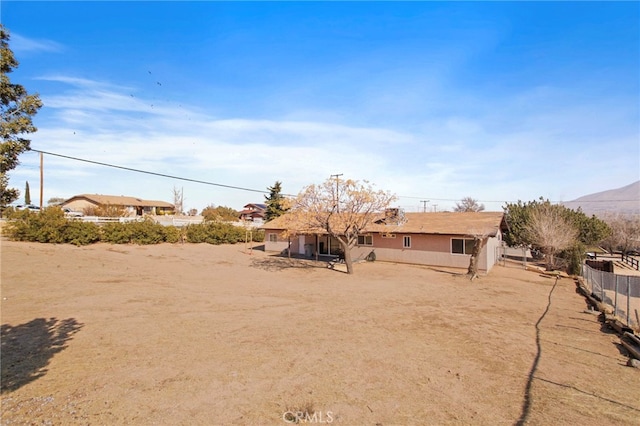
[581,263,640,329]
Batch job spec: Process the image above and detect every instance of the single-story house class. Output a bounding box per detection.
[61,194,175,216]
[239,203,267,222]
[262,210,506,274]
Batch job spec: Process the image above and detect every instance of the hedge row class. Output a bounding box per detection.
[3,208,264,246]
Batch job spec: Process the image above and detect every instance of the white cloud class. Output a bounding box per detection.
[9,73,638,212]
[9,33,64,53]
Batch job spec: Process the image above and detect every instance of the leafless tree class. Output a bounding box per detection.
[172,186,184,215]
[602,213,640,254]
[454,197,485,212]
[466,229,492,280]
[525,203,578,270]
[284,178,396,274]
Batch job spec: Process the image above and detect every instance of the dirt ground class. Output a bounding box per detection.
[1,241,639,425]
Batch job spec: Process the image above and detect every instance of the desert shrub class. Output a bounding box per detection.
[252,228,265,242]
[100,219,168,244]
[100,222,132,244]
[127,219,167,244]
[9,207,67,243]
[3,208,34,240]
[163,225,184,243]
[559,242,585,276]
[184,223,208,243]
[185,222,245,244]
[2,207,96,244]
[63,220,101,246]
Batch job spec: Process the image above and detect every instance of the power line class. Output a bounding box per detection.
[30,149,288,196]
[28,149,638,205]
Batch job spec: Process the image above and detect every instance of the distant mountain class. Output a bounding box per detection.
[562,181,640,217]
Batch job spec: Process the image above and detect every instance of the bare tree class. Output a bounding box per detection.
[466,229,492,280]
[602,213,640,254]
[525,203,578,270]
[172,186,184,215]
[285,178,396,274]
[454,197,485,212]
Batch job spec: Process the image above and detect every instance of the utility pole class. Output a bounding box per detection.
[433,204,438,213]
[39,152,43,209]
[420,200,430,213]
[330,173,343,213]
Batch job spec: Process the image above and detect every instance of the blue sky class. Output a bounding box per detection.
[4,1,639,213]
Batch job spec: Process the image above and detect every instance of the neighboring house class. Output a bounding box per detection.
[61,194,175,216]
[239,203,267,223]
[262,210,506,274]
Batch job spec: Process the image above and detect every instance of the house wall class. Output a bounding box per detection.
[263,229,502,273]
[62,199,99,213]
[62,199,172,216]
[264,231,290,253]
[485,231,503,270]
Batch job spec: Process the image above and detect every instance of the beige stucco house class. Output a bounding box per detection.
[61,194,175,216]
[262,211,506,274]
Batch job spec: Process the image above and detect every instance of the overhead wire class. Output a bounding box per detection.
[30,148,284,196]
[28,148,638,205]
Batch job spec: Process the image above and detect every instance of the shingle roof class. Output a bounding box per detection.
[263,211,504,236]
[245,203,267,210]
[64,194,174,208]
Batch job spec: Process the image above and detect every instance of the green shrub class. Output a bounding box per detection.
[559,242,585,276]
[163,226,184,243]
[3,212,249,246]
[2,207,101,245]
[185,222,245,244]
[127,219,167,244]
[3,207,66,243]
[100,222,131,244]
[252,228,265,242]
[100,219,168,244]
[63,220,101,246]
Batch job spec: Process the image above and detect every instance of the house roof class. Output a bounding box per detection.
[63,194,174,208]
[243,203,267,210]
[263,211,505,237]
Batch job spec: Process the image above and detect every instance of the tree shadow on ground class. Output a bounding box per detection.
[515,277,559,425]
[1,317,83,394]
[250,255,327,272]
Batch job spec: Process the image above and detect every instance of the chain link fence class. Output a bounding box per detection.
[581,263,640,330]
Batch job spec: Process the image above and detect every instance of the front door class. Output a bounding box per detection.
[298,236,306,255]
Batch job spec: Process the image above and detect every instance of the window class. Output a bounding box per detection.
[403,236,411,248]
[357,235,373,246]
[268,233,278,243]
[452,238,475,254]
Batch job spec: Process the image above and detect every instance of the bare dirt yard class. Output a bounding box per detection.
[1,241,639,425]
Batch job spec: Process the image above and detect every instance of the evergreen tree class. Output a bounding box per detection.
[503,198,611,271]
[0,25,43,211]
[264,181,288,221]
[0,174,18,210]
[24,181,30,205]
